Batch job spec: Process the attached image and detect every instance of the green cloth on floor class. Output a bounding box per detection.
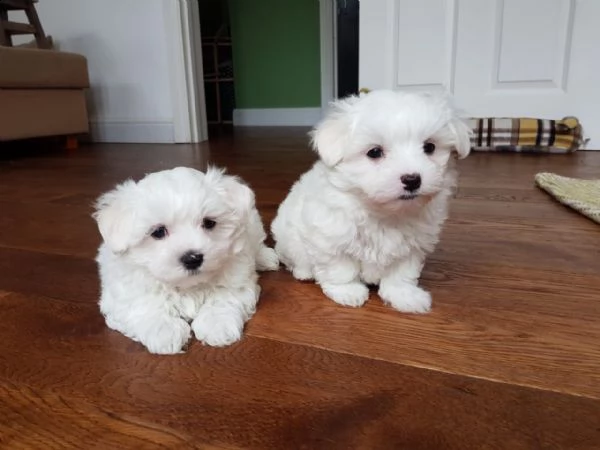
[535,172,600,224]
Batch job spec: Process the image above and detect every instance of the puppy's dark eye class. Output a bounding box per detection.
[150,225,168,240]
[202,218,216,230]
[367,147,384,159]
[423,142,436,155]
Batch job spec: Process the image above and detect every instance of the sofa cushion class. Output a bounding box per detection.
[0,89,89,140]
[0,46,89,89]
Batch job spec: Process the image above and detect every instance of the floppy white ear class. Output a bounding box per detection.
[448,117,473,159]
[206,167,255,220]
[92,180,141,253]
[309,96,358,167]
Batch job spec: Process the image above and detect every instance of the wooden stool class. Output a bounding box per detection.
[0,0,50,48]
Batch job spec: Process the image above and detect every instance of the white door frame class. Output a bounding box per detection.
[163,0,208,143]
[320,0,338,109]
[167,0,336,140]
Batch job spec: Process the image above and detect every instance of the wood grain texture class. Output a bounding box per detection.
[2,291,599,450]
[1,130,600,448]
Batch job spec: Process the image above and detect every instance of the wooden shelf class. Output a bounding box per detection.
[3,20,35,34]
[204,77,234,83]
[0,0,37,11]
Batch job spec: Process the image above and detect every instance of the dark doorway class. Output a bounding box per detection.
[198,0,235,131]
[336,0,359,98]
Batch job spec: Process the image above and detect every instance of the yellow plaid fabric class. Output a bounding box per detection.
[468,117,585,153]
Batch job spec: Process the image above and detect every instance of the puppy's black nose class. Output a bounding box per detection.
[180,251,204,271]
[400,173,421,192]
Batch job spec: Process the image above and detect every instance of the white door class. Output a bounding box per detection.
[359,0,600,148]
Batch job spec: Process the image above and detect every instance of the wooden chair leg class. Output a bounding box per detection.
[0,9,12,46]
[24,1,49,48]
[65,135,79,150]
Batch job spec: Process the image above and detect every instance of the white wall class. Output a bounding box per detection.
[12,0,176,143]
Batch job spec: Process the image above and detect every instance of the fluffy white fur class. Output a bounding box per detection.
[93,166,279,354]
[271,90,471,313]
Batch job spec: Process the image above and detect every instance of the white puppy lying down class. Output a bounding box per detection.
[93,167,279,354]
[272,90,471,313]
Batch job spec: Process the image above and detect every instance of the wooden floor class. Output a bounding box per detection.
[1,129,600,449]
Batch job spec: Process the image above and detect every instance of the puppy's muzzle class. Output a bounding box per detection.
[180,251,204,271]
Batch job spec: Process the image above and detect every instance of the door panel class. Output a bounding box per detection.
[359,0,600,148]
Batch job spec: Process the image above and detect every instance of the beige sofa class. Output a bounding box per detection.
[0,45,90,142]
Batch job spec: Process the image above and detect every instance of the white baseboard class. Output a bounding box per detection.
[89,120,175,143]
[233,107,323,126]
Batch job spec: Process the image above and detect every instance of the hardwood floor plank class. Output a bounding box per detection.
[0,248,98,302]
[435,226,600,272]
[248,270,600,399]
[0,380,211,449]
[0,200,99,258]
[421,260,600,313]
[1,291,599,450]
[449,198,600,230]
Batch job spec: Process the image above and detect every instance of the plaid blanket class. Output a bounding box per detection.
[468,117,585,153]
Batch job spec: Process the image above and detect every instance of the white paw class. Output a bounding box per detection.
[379,283,432,314]
[256,246,280,271]
[143,318,191,355]
[321,281,369,307]
[192,309,244,347]
[292,266,313,280]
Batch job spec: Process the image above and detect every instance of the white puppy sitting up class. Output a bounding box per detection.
[271,90,471,313]
[93,167,279,354]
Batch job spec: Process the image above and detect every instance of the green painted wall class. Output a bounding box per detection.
[228,0,321,109]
